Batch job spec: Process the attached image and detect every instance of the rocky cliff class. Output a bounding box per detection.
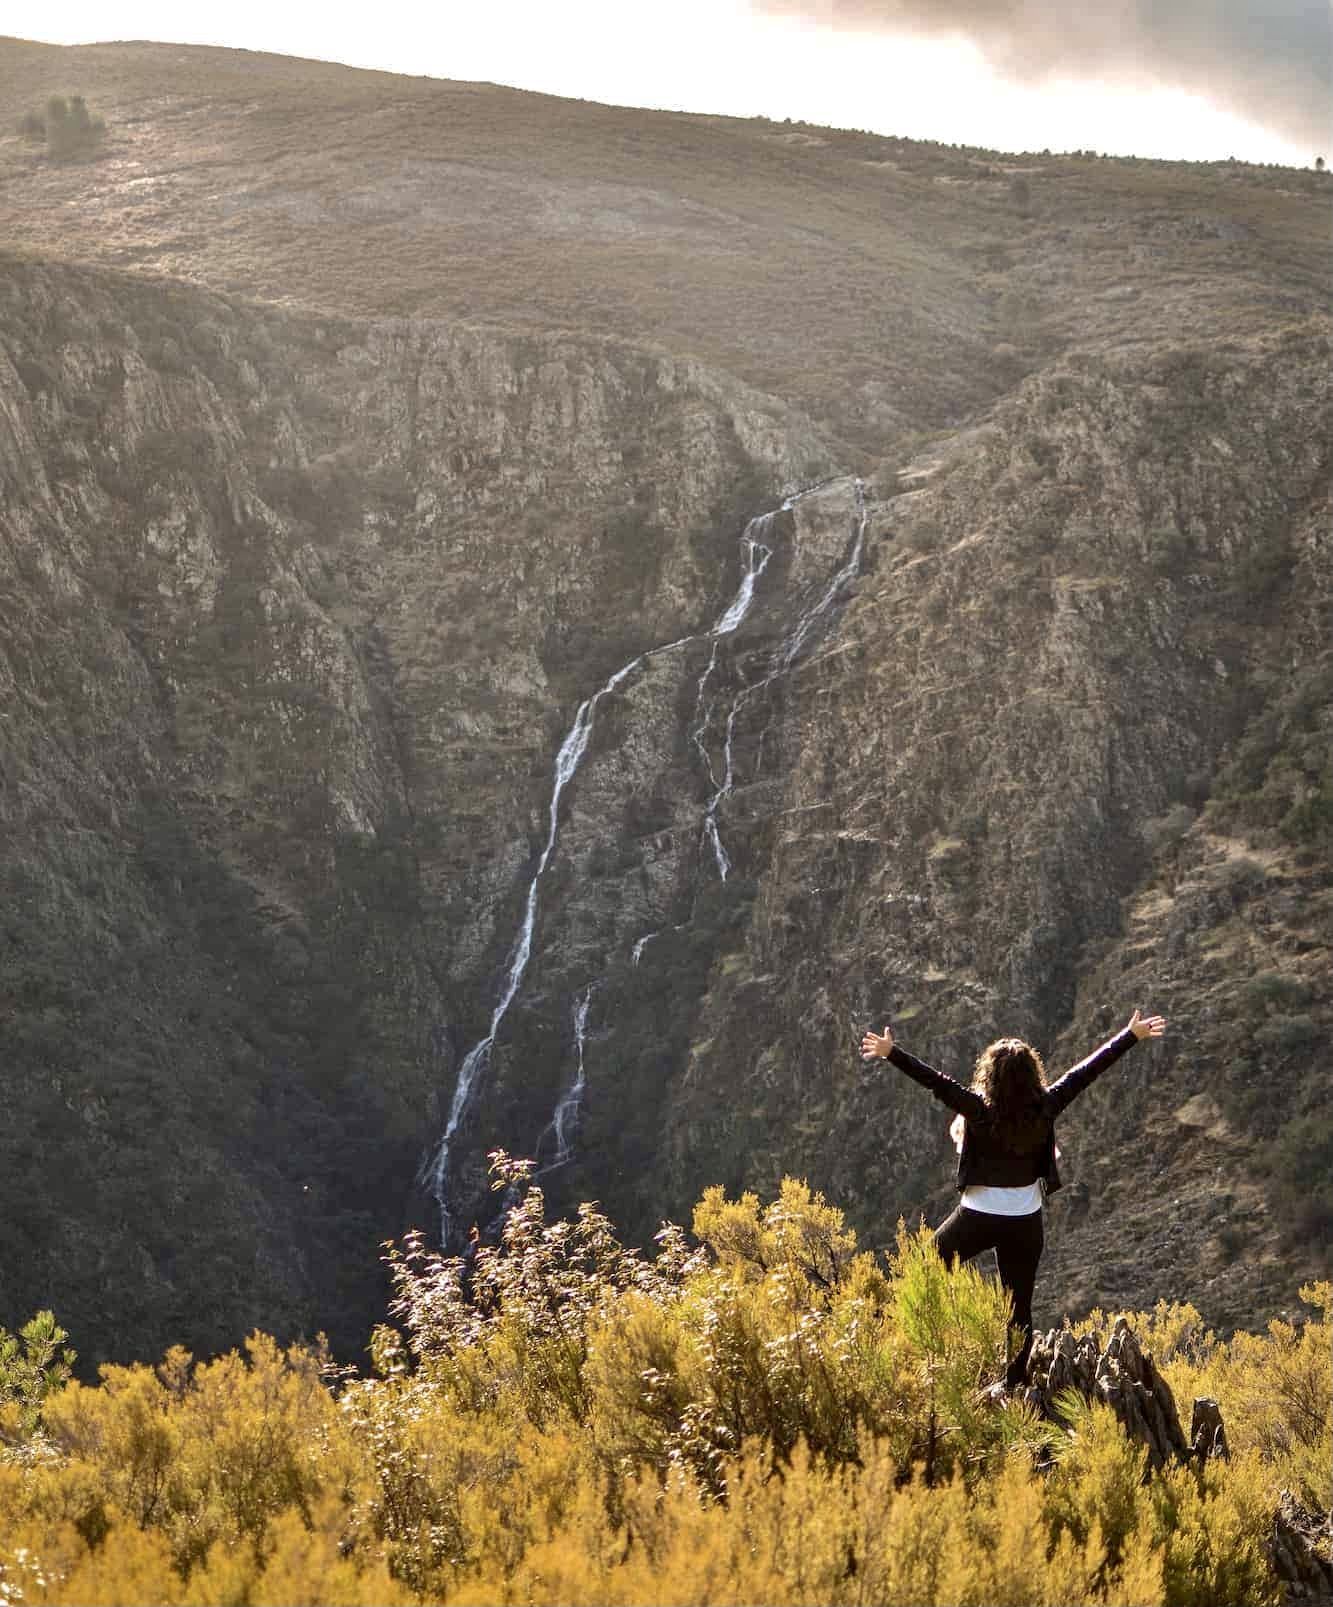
[0,253,837,1360]
[666,328,1333,1334]
[1,41,1330,1366]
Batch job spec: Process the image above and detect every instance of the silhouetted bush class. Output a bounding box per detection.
[22,94,107,159]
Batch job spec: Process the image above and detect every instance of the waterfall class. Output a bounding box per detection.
[424,479,869,1243]
[777,477,868,671]
[698,477,866,880]
[421,652,644,1240]
[700,691,746,880]
[537,985,593,1173]
[691,520,776,874]
[711,520,775,634]
[689,640,722,791]
[423,516,785,1243]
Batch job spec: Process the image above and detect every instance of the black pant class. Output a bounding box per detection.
[934,1203,1044,1388]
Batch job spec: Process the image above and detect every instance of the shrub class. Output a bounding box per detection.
[1141,803,1196,856]
[1253,1013,1321,1055]
[24,95,107,160]
[1238,970,1313,1016]
[0,1310,76,1442]
[1259,1120,1333,1241]
[0,1181,1318,1603]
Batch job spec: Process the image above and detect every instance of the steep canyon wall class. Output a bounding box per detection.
[670,329,1333,1331]
[2,258,1329,1365]
[0,255,835,1361]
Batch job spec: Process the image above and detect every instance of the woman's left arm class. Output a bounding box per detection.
[1046,1008,1166,1115]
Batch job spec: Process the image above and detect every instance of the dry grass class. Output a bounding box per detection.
[2,36,1329,452]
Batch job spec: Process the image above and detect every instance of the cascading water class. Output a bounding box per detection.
[424,514,788,1243]
[537,985,593,1173]
[689,640,722,790]
[420,652,646,1241]
[777,477,868,671]
[425,477,870,1245]
[696,477,866,880]
[691,518,776,876]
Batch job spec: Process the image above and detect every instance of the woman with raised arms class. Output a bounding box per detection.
[860,1009,1167,1392]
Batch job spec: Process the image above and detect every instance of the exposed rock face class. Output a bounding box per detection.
[1022,1316,1190,1471]
[664,326,1333,1327]
[1270,1493,1333,1602]
[0,255,835,1361]
[1,67,1330,1366]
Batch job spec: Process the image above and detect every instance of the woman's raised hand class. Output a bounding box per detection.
[860,1024,894,1060]
[1128,1009,1167,1040]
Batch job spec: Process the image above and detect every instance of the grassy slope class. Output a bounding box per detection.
[1,37,1329,456]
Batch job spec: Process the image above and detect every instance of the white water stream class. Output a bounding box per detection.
[423,513,796,1241]
[536,985,593,1173]
[425,478,868,1242]
[697,478,866,881]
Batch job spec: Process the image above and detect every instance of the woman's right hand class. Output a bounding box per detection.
[860,1024,894,1060]
[1128,1009,1167,1040]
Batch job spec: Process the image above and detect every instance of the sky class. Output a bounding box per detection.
[17,0,1331,166]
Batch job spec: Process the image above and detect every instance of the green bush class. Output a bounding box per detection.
[0,1310,76,1440]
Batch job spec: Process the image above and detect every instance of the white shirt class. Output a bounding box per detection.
[960,1181,1044,1216]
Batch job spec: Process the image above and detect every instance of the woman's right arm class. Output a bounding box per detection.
[860,1025,989,1120]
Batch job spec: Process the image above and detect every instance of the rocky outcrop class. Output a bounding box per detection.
[1025,1324,1332,1602]
[1022,1316,1190,1470]
[1270,1493,1333,1602]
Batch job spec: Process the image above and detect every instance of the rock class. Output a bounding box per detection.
[1024,1318,1189,1470]
[1189,1396,1229,1461]
[1269,1492,1333,1602]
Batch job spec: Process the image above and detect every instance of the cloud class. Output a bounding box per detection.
[751,0,1333,153]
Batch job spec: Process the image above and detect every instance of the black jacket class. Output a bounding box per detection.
[884,1027,1139,1195]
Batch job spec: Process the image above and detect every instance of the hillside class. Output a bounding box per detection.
[2,36,1328,457]
[0,36,1330,1368]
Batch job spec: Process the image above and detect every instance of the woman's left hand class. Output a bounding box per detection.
[1128,1009,1167,1040]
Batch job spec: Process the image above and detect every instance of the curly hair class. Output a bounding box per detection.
[971,1037,1048,1136]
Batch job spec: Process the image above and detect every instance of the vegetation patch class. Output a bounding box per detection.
[0,1167,1327,1605]
[18,95,106,160]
